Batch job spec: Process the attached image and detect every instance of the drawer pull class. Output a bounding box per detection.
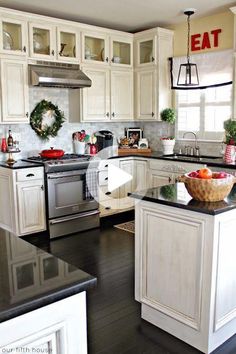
[105,191,111,195]
[26,173,35,177]
[105,206,111,210]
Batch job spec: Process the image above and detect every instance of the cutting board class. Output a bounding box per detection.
[118,148,152,155]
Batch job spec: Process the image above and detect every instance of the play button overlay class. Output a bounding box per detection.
[108,164,132,192]
[86,146,146,211]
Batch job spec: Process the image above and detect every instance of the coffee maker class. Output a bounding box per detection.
[95,130,114,151]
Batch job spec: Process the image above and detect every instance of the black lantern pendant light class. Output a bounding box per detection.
[177,9,199,86]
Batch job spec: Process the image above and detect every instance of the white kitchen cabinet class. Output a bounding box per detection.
[135,69,156,120]
[81,30,133,67]
[81,66,133,121]
[110,70,133,120]
[0,293,88,354]
[149,170,172,188]
[135,199,236,354]
[0,16,28,56]
[134,28,173,121]
[135,34,156,67]
[16,180,46,235]
[29,22,56,60]
[98,159,120,217]
[29,22,80,62]
[118,158,148,210]
[0,59,29,123]
[56,26,80,62]
[0,167,46,236]
[82,66,110,121]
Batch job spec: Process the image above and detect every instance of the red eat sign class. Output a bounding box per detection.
[191,29,222,51]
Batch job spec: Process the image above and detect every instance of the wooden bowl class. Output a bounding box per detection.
[178,173,236,202]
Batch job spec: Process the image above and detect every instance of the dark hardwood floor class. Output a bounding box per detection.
[24,212,236,354]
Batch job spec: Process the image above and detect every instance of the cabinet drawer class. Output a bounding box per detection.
[16,168,44,182]
[98,170,108,186]
[99,185,118,202]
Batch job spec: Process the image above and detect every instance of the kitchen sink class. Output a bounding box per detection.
[162,154,221,161]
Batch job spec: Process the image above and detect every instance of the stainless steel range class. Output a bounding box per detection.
[23,154,99,238]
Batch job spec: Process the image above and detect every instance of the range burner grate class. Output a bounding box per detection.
[27,153,89,162]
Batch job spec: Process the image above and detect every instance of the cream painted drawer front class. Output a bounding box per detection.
[98,170,108,186]
[16,168,44,182]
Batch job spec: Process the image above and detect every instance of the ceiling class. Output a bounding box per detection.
[0,0,236,32]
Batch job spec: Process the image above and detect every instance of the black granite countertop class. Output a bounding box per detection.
[109,151,236,170]
[0,160,43,169]
[131,182,236,215]
[0,228,96,323]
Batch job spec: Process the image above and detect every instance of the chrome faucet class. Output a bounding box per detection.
[183,131,200,156]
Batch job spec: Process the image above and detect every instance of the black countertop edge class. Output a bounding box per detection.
[0,161,44,169]
[0,276,97,324]
[130,193,236,216]
[108,153,236,169]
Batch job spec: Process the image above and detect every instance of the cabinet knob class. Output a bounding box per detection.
[151,56,155,62]
[105,164,108,168]
[106,112,110,117]
[51,50,55,56]
[151,112,154,117]
[106,57,109,62]
[111,57,114,63]
[41,185,44,191]
[111,112,115,117]
[22,46,26,53]
[105,206,111,210]
[168,176,171,183]
[105,191,111,195]
[26,112,29,118]
[105,177,108,181]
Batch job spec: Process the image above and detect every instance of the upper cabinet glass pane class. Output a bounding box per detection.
[33,27,50,55]
[140,40,153,64]
[112,41,131,65]
[3,22,22,51]
[84,36,105,62]
[59,31,76,58]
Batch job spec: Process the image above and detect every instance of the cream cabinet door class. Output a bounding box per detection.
[110,35,133,68]
[135,69,157,120]
[135,35,156,67]
[29,22,56,60]
[149,170,172,188]
[0,17,28,56]
[81,66,110,121]
[119,159,135,209]
[110,70,133,120]
[1,59,29,123]
[135,160,148,192]
[16,180,46,235]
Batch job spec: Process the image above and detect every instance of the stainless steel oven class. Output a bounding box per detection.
[47,168,99,239]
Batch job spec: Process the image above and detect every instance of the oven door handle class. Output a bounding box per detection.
[49,210,100,225]
[47,170,88,179]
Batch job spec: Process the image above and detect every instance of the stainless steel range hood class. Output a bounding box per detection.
[29,61,91,89]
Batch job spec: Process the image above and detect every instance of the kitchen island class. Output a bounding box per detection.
[131,183,236,354]
[0,227,96,353]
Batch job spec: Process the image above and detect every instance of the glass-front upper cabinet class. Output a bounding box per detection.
[0,18,28,55]
[82,31,109,64]
[110,36,133,67]
[57,27,80,62]
[29,22,56,60]
[136,36,156,67]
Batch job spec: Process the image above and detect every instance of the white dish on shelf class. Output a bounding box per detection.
[3,30,13,50]
[33,32,46,53]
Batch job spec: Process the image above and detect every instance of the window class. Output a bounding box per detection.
[176,84,232,141]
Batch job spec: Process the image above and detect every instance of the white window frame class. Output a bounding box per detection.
[175,85,232,142]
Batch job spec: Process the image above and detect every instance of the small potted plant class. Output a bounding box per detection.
[160,108,176,155]
[223,119,236,163]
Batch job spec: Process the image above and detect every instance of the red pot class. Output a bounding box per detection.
[40,147,64,159]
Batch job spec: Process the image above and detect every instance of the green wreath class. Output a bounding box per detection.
[30,99,65,140]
